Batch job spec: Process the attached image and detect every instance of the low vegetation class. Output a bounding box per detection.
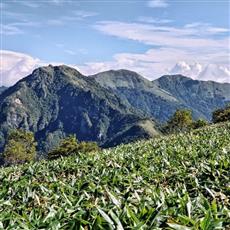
[3,129,36,165]
[163,109,208,134]
[212,104,230,123]
[0,122,229,229]
[48,135,100,160]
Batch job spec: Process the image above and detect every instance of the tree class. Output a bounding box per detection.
[212,105,230,123]
[78,141,100,153]
[48,135,78,160]
[48,135,100,160]
[3,129,37,165]
[164,109,193,133]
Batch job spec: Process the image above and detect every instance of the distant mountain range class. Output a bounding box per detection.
[0,65,229,154]
[93,69,230,122]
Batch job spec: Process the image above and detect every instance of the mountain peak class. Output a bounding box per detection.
[158,74,192,82]
[32,64,82,76]
[91,69,152,89]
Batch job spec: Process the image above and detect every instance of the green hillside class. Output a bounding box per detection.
[0,122,229,229]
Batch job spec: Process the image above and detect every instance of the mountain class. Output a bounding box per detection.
[1,65,229,154]
[92,70,230,122]
[92,69,182,122]
[155,75,230,120]
[0,65,159,153]
[0,86,7,95]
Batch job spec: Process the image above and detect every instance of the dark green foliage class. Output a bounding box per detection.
[48,135,78,160]
[94,72,230,123]
[0,122,229,229]
[3,129,36,165]
[212,104,230,123]
[48,135,100,160]
[78,141,100,153]
[0,65,159,154]
[192,119,208,129]
[163,109,193,133]
[154,75,230,122]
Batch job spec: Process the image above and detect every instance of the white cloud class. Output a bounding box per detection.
[77,46,230,83]
[1,49,230,87]
[147,0,169,8]
[170,61,203,78]
[91,20,229,82]
[0,50,41,86]
[94,21,229,49]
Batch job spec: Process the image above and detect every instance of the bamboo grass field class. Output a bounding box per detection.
[0,122,230,229]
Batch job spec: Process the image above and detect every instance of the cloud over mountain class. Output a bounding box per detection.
[170,61,230,83]
[0,50,41,86]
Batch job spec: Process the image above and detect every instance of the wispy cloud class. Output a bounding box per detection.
[147,0,169,8]
[2,8,98,35]
[77,20,230,81]
[46,10,98,26]
[1,20,41,35]
[184,22,229,35]
[73,10,98,18]
[138,16,172,24]
[1,24,24,35]
[9,21,41,27]
[94,21,229,49]
[64,49,76,55]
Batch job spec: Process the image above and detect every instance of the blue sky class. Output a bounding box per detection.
[1,0,230,86]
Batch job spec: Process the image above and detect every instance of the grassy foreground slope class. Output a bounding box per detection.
[0,123,230,229]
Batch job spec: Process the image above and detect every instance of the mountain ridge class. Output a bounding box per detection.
[93,70,230,122]
[0,65,159,153]
[0,65,229,154]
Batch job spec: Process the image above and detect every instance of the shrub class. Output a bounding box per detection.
[78,141,100,153]
[48,135,100,160]
[3,129,36,165]
[164,109,193,133]
[212,105,230,123]
[48,135,78,160]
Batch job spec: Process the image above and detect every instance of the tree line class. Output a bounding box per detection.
[1,132,99,166]
[0,104,229,166]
